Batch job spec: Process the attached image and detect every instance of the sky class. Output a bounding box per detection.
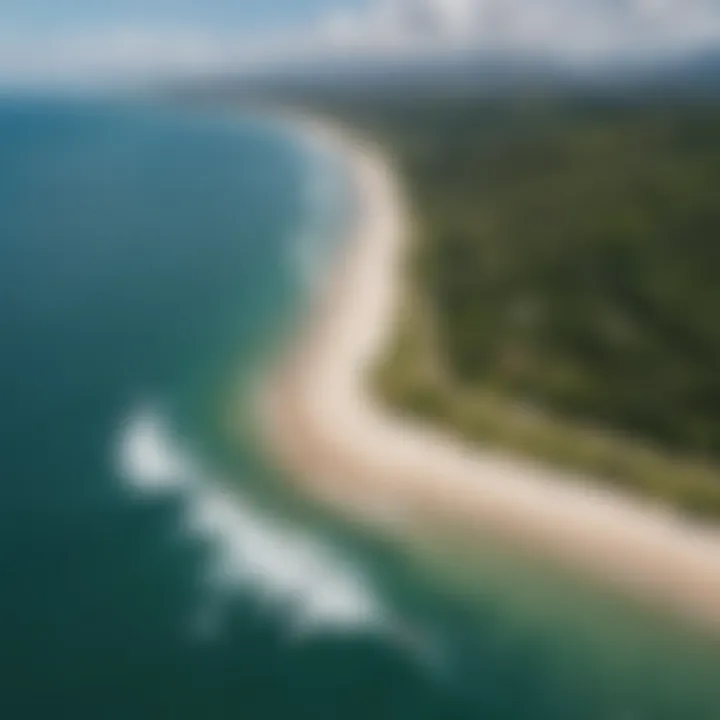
[2,0,720,85]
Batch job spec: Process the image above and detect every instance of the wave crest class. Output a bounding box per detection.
[115,405,387,638]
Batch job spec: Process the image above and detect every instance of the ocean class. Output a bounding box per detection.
[1,96,719,719]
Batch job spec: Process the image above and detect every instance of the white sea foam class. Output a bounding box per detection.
[116,408,195,492]
[115,405,386,638]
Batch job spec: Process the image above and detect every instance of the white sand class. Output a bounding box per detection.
[262,115,720,630]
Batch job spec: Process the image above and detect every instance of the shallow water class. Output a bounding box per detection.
[0,97,719,719]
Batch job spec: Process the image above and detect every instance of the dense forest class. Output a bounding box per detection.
[256,88,720,517]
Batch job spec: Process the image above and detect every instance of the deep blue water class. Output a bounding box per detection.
[1,97,720,719]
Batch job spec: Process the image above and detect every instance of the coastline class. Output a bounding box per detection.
[261,114,720,631]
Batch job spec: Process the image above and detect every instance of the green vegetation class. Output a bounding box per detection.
[289,90,720,517]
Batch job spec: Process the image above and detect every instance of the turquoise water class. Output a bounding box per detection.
[1,97,720,719]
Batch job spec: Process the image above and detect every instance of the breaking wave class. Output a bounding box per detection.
[115,404,387,640]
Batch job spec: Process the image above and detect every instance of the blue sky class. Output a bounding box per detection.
[0,0,353,31]
[0,0,368,84]
[1,1,720,86]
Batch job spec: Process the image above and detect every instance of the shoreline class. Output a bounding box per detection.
[261,114,720,631]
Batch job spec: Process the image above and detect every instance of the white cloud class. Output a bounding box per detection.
[336,0,720,57]
[1,1,720,86]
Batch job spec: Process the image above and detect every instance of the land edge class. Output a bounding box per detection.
[257,111,720,632]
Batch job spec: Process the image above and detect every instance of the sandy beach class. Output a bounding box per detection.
[262,115,720,631]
